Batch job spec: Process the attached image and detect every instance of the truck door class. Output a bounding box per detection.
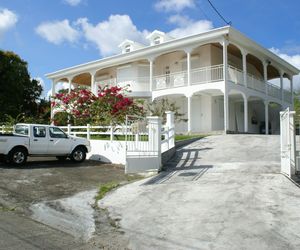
[30,126,49,154]
[48,127,71,155]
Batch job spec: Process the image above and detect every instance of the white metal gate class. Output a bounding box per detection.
[280,108,296,178]
[125,115,161,174]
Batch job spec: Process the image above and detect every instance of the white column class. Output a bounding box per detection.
[244,96,248,133]
[241,50,248,87]
[90,71,96,95]
[50,80,56,119]
[224,93,229,132]
[222,39,229,133]
[291,76,294,108]
[68,77,72,93]
[222,40,228,82]
[186,50,191,86]
[263,62,268,95]
[264,100,269,135]
[51,80,56,97]
[187,96,192,133]
[148,59,154,91]
[280,71,284,102]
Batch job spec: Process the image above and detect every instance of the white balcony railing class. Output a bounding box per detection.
[246,74,266,93]
[191,64,223,85]
[228,65,244,85]
[154,71,187,90]
[284,89,292,103]
[95,64,292,103]
[267,82,281,99]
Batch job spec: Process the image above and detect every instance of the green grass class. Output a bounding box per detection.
[95,182,120,203]
[175,134,207,141]
[94,174,143,206]
[0,206,16,212]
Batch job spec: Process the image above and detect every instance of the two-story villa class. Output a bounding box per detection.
[46,26,300,134]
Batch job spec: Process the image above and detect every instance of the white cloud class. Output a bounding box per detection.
[76,15,149,56]
[36,19,80,45]
[270,48,300,90]
[168,15,213,38]
[0,8,18,38]
[155,0,195,12]
[64,0,83,6]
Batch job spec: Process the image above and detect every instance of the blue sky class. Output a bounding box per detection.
[1,0,300,96]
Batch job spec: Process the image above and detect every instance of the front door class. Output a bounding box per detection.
[47,127,71,155]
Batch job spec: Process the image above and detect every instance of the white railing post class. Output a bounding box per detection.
[165,111,175,148]
[67,124,71,135]
[147,116,162,169]
[110,126,114,141]
[1,125,4,134]
[87,124,90,140]
[280,71,284,102]
[241,49,248,87]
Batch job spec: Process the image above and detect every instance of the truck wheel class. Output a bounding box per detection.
[70,147,86,163]
[9,148,27,165]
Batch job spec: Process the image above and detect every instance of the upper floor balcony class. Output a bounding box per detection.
[50,41,295,106]
[93,63,292,104]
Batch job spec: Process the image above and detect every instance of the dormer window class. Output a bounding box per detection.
[154,36,161,45]
[125,45,131,53]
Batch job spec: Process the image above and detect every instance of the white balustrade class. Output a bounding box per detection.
[228,65,244,85]
[191,64,223,85]
[153,71,187,90]
[283,90,292,103]
[246,74,266,93]
[267,83,281,99]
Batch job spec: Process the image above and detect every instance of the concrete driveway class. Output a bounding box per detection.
[99,135,300,250]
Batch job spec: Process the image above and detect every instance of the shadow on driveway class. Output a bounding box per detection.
[144,147,214,185]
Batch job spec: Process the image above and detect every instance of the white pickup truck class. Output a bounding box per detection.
[0,124,91,165]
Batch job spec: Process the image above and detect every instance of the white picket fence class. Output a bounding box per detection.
[59,124,128,141]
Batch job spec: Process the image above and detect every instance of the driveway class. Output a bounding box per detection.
[0,158,132,249]
[99,135,300,250]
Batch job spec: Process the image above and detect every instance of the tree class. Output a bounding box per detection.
[51,86,144,125]
[0,50,43,122]
[147,98,187,123]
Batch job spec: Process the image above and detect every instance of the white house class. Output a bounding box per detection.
[46,26,300,135]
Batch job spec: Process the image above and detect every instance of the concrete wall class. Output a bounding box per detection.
[88,140,126,164]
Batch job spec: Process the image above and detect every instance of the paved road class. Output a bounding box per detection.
[0,211,91,250]
[99,135,300,250]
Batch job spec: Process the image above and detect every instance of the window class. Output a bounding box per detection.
[125,45,131,53]
[33,126,46,138]
[49,127,67,138]
[154,36,161,45]
[15,125,29,136]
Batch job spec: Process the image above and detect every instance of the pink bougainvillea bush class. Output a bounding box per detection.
[51,85,144,125]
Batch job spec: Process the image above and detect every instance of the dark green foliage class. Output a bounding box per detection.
[0,50,47,123]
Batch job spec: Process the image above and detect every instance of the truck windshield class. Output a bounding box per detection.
[15,125,29,135]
